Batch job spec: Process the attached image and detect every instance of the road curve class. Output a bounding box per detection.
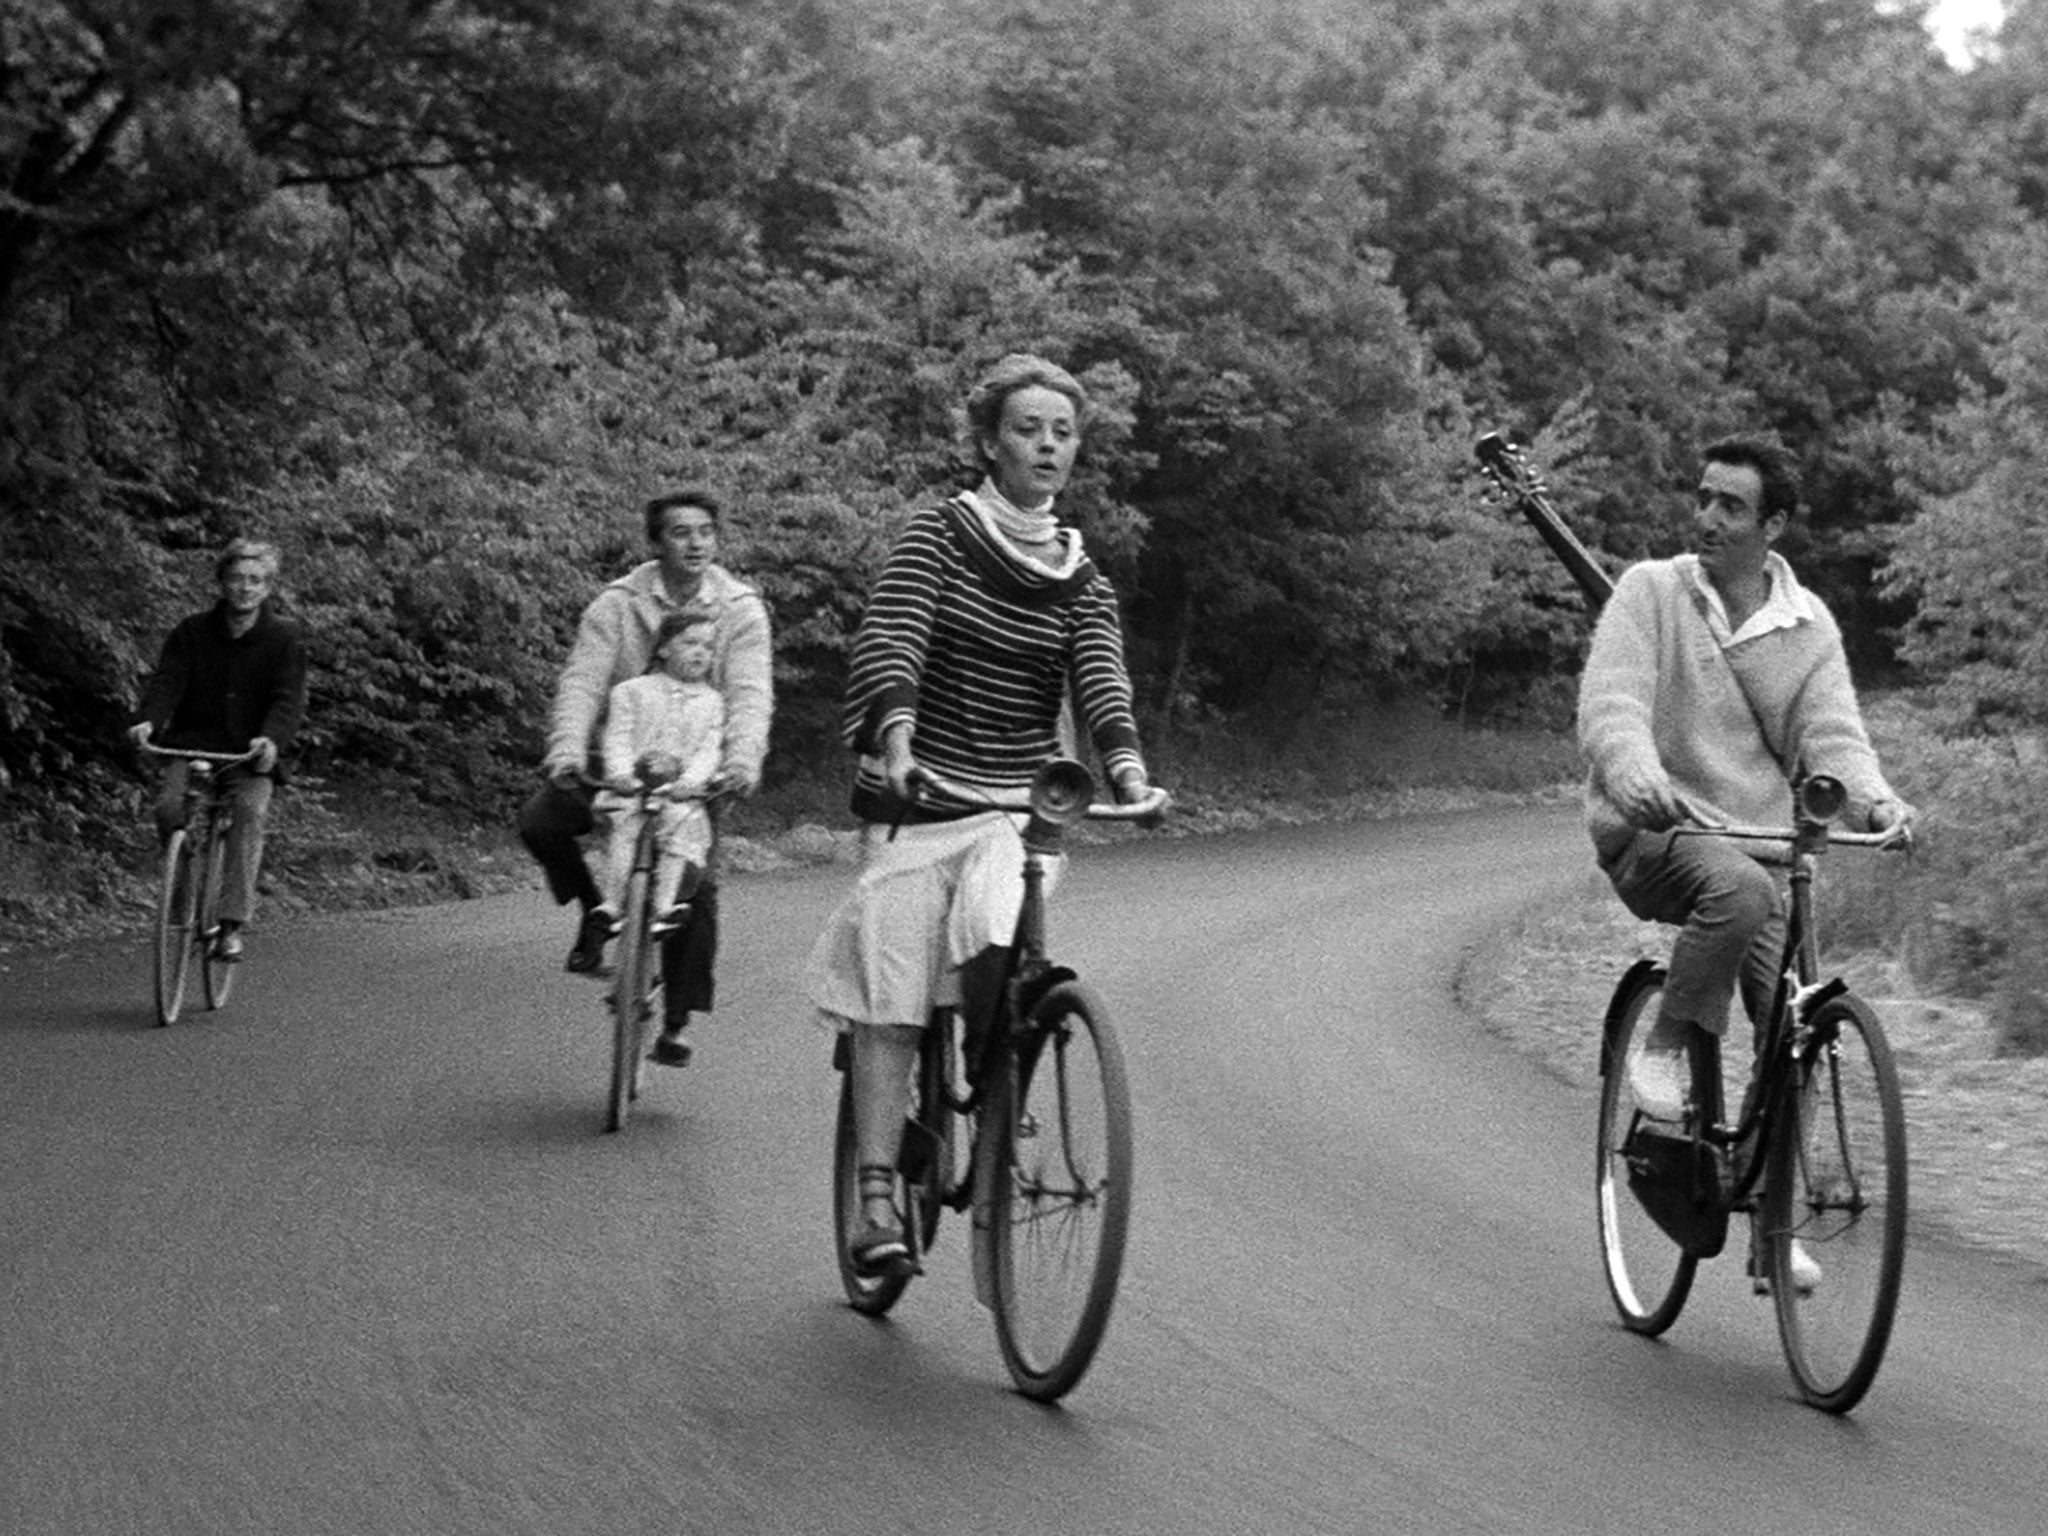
[3,806,2045,1535]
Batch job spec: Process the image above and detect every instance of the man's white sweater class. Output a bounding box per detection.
[1577,553,1895,857]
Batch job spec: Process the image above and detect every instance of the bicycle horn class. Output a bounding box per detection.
[1796,774,1848,825]
[1029,759,1095,826]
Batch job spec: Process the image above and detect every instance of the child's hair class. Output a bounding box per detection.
[649,612,716,670]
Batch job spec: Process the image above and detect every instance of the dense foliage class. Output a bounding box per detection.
[6,2,2048,1038]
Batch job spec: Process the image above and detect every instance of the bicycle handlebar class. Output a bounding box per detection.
[908,763,1171,823]
[577,768,732,805]
[1674,821,1912,853]
[140,744,263,768]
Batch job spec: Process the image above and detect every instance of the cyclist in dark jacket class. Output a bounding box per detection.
[128,539,308,960]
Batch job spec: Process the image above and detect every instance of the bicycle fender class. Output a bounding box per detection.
[1794,976,1849,1023]
[1599,958,1667,1079]
[1012,965,1082,1022]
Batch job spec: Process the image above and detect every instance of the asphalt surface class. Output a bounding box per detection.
[4,805,2045,1535]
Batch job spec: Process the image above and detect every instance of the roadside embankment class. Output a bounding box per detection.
[1457,874,2048,1273]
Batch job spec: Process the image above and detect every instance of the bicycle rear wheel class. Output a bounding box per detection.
[153,831,197,1026]
[1595,963,1700,1335]
[833,1061,914,1315]
[987,980,1132,1402]
[1765,992,1906,1414]
[606,873,653,1133]
[199,827,237,1010]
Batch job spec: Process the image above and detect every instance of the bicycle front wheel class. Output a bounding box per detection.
[153,830,197,1026]
[1595,964,1699,1335]
[987,980,1132,1403]
[1765,992,1907,1414]
[199,827,236,1010]
[606,874,653,1133]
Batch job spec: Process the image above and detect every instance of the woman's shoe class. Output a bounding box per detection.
[850,1216,912,1277]
[851,1164,912,1276]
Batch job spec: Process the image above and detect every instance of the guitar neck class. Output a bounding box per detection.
[1516,490,1615,609]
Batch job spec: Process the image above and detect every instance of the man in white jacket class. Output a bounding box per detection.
[1577,435,1912,1284]
[520,490,773,1061]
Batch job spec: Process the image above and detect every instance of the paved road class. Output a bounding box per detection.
[4,807,2045,1535]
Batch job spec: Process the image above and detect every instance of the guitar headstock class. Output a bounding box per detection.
[1474,431,1546,503]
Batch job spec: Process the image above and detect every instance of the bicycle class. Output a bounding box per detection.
[593,760,719,1134]
[1595,773,1911,1413]
[829,758,1168,1402]
[142,744,262,1027]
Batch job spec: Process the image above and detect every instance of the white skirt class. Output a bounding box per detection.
[806,811,1061,1028]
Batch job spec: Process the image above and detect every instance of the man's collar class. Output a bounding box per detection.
[1680,551,1814,644]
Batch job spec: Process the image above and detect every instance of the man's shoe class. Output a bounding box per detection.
[1750,1237,1822,1296]
[650,1031,692,1068]
[649,902,691,936]
[565,908,611,973]
[213,927,245,963]
[1628,1015,1693,1119]
[850,1216,912,1277]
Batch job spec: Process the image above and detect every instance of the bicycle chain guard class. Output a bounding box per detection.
[1624,1121,1730,1259]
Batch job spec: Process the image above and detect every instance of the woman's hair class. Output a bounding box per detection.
[215,538,281,581]
[963,353,1089,443]
[644,488,722,545]
[1702,435,1801,523]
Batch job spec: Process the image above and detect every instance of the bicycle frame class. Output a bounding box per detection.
[147,743,259,829]
[1674,796,1902,1196]
[143,745,261,1024]
[907,759,1160,1118]
[892,777,1109,1245]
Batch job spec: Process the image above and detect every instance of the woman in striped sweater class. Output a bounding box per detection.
[808,353,1156,1276]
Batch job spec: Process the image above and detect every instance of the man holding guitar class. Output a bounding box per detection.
[1487,432,1913,1289]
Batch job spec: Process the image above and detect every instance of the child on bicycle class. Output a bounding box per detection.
[592,614,725,1062]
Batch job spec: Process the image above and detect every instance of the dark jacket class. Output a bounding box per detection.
[135,603,309,778]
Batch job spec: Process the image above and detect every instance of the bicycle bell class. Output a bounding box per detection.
[1796,774,1848,824]
[1029,758,1095,825]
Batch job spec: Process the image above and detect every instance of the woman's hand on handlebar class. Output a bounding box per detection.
[881,723,921,801]
[1111,767,1171,824]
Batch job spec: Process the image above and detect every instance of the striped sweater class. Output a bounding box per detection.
[842,497,1145,823]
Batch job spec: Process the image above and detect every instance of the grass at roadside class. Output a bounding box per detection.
[1457,876,2048,1272]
